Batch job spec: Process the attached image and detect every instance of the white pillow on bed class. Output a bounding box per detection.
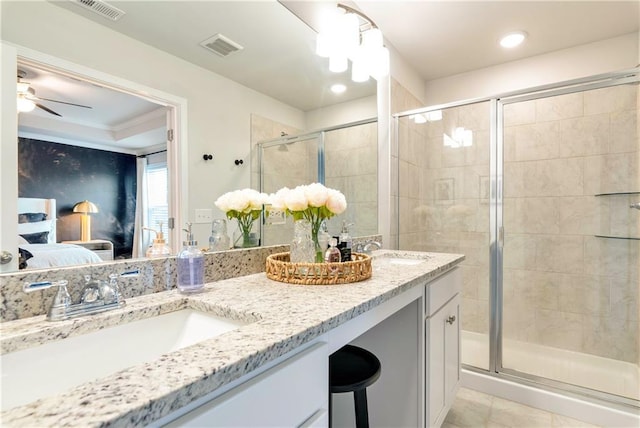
[17,219,55,236]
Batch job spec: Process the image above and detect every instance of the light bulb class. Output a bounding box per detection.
[370,46,390,80]
[316,32,332,58]
[362,28,383,49]
[339,13,360,59]
[16,82,30,93]
[329,55,348,73]
[351,50,370,82]
[17,95,35,113]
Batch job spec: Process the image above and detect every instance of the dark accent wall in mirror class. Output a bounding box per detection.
[18,137,137,258]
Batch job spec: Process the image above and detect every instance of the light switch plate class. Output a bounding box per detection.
[265,209,286,225]
[194,208,213,223]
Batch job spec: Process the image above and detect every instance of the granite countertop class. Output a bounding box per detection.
[0,250,464,427]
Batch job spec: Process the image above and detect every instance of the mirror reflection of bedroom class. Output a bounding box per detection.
[17,62,171,270]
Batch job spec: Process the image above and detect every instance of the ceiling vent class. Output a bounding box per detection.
[71,0,125,21]
[199,34,244,57]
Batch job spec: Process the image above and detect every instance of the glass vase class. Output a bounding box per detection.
[290,219,315,264]
[233,220,259,248]
[311,220,330,263]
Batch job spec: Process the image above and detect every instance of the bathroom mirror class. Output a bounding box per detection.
[1,0,377,273]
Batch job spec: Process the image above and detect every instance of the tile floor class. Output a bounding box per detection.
[442,388,601,428]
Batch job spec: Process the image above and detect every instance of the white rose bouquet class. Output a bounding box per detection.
[270,183,347,262]
[215,188,270,248]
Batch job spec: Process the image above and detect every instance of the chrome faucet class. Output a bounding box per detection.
[24,273,126,321]
[354,240,382,255]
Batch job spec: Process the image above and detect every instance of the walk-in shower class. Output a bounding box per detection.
[395,69,639,416]
[257,119,378,245]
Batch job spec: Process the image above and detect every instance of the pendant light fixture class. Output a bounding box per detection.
[316,3,390,82]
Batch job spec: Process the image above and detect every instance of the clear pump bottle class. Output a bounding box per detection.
[144,222,172,258]
[177,223,204,293]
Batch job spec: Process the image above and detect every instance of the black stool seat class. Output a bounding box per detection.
[329,345,381,428]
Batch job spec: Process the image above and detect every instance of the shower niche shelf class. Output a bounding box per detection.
[594,235,640,241]
[594,191,640,196]
[593,192,640,240]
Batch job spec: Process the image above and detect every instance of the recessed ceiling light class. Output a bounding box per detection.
[331,84,347,94]
[499,31,527,48]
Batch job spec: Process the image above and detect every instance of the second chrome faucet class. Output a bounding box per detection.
[24,273,126,321]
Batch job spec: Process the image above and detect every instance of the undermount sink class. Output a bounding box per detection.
[1,309,248,411]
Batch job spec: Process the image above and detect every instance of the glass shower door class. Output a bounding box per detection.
[397,101,493,370]
[500,82,639,402]
[259,133,321,246]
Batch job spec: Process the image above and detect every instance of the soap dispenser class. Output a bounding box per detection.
[177,223,204,294]
[339,221,353,262]
[144,222,172,258]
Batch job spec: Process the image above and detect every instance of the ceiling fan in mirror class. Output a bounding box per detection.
[17,69,92,117]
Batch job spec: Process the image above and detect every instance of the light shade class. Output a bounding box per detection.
[73,200,99,214]
[316,5,390,82]
[73,200,98,242]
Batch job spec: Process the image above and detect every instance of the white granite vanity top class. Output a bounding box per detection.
[0,250,464,427]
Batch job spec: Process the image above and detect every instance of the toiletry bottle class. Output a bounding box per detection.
[318,221,331,254]
[145,222,172,257]
[325,238,341,264]
[177,223,204,293]
[339,221,353,262]
[209,219,230,251]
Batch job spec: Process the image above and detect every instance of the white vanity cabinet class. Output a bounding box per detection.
[425,267,461,427]
[160,342,329,427]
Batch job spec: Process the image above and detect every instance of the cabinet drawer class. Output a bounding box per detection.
[164,342,328,427]
[425,268,461,316]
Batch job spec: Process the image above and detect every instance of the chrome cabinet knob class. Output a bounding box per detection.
[446,315,456,324]
[630,202,640,210]
[0,250,12,265]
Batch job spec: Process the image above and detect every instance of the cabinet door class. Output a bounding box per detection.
[164,342,328,427]
[427,294,460,428]
[444,295,460,409]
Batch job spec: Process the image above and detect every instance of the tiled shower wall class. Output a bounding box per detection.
[398,83,639,364]
[325,122,378,237]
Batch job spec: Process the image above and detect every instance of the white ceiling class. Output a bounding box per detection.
[17,63,167,151]
[357,1,639,81]
[17,0,639,150]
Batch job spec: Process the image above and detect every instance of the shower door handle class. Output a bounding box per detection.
[631,202,640,210]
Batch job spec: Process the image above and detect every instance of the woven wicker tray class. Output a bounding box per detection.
[265,252,372,285]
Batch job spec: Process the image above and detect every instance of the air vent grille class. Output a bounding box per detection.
[73,0,125,21]
[200,34,244,57]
